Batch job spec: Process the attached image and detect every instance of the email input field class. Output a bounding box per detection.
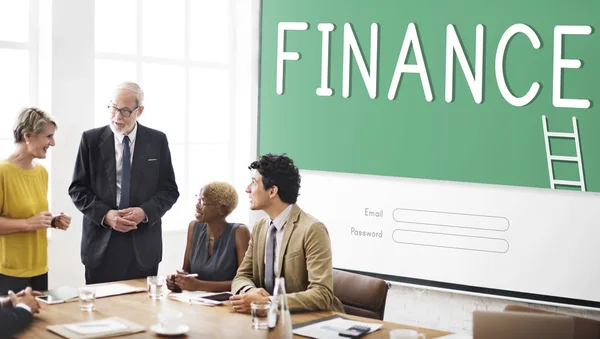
[392,208,509,232]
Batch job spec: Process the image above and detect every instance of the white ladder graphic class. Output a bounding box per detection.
[542,115,585,191]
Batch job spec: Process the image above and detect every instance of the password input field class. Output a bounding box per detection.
[392,229,509,253]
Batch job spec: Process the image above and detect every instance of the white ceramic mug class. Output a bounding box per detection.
[389,329,426,339]
[158,311,183,332]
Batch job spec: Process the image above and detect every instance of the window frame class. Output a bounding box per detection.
[0,0,53,235]
[93,0,237,231]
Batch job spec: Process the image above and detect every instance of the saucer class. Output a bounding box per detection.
[150,324,190,336]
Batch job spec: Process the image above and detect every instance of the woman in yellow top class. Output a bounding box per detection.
[0,107,71,295]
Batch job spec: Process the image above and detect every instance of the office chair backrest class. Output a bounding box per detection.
[473,310,574,339]
[504,304,600,339]
[332,269,389,320]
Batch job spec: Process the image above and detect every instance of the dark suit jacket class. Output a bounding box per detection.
[0,307,32,338]
[68,123,179,270]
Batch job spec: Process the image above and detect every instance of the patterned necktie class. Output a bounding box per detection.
[119,135,131,209]
[265,222,277,294]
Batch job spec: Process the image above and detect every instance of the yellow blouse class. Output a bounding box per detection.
[0,160,49,277]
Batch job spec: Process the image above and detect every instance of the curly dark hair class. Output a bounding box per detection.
[248,153,301,204]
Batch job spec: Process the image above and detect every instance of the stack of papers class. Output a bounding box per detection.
[292,315,382,339]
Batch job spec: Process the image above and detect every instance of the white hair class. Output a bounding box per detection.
[114,81,144,106]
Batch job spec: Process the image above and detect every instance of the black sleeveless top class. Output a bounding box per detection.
[189,222,241,281]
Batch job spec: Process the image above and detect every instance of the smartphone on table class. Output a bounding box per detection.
[339,325,370,338]
[35,294,65,305]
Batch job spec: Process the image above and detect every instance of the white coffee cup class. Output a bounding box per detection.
[389,329,426,339]
[158,311,183,332]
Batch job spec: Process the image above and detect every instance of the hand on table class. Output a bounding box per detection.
[9,287,41,314]
[229,288,270,313]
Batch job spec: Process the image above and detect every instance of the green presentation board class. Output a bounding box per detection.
[258,0,599,192]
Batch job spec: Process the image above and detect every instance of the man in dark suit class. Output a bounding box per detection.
[0,287,41,338]
[69,81,179,284]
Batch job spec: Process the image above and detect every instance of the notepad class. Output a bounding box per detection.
[47,316,145,339]
[64,319,128,335]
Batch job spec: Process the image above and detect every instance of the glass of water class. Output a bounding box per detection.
[147,276,165,300]
[78,286,96,311]
[250,301,270,329]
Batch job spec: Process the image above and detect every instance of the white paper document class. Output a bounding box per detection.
[95,283,146,298]
[168,291,223,306]
[293,316,382,339]
[436,334,473,339]
[46,285,79,301]
[64,318,128,335]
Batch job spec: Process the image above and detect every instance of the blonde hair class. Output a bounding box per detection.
[202,181,239,216]
[13,107,57,143]
[114,81,144,106]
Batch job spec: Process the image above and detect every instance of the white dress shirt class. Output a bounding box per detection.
[240,204,294,294]
[265,203,294,277]
[110,122,138,205]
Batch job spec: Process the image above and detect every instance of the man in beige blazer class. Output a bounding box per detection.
[230,154,344,313]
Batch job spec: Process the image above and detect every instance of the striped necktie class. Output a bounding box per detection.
[265,221,277,294]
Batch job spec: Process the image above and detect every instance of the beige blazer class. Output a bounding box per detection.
[232,204,344,313]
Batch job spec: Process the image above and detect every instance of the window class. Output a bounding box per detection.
[0,0,52,202]
[94,0,234,230]
[0,0,52,237]
[0,0,51,152]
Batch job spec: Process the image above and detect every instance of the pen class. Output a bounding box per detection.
[175,269,198,278]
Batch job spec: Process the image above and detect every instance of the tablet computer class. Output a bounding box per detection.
[200,292,233,302]
[192,292,233,304]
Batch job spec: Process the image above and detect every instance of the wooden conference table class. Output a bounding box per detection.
[18,279,451,338]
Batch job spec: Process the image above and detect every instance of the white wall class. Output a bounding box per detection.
[47,0,95,290]
[44,0,600,337]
